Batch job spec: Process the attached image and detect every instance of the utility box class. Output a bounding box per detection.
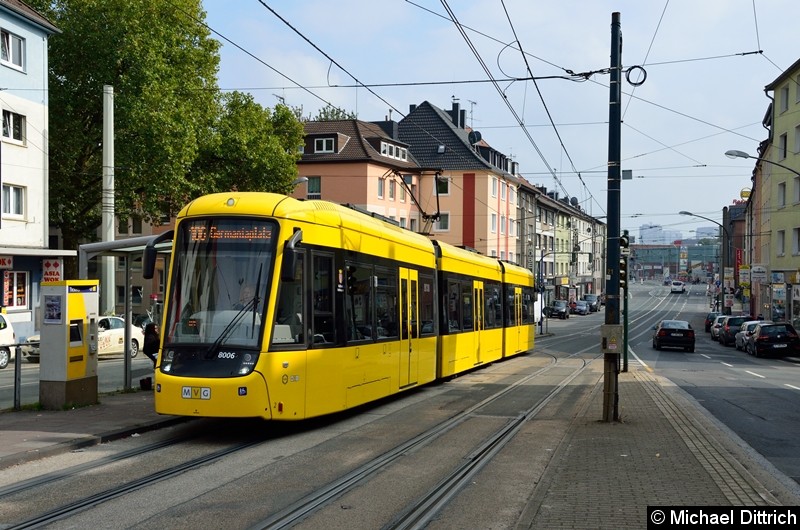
[600,324,624,354]
[39,280,100,410]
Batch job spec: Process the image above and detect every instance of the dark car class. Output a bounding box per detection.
[745,323,800,357]
[571,300,590,315]
[546,300,570,319]
[581,294,600,312]
[718,316,750,347]
[652,320,695,352]
[704,311,721,332]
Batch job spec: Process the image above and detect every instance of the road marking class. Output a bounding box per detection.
[721,362,733,367]
[745,370,765,378]
[700,354,712,359]
[786,384,800,391]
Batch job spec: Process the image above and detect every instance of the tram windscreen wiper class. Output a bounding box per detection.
[202,298,257,359]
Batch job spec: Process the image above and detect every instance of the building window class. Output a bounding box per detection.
[435,176,449,196]
[779,133,788,160]
[500,215,506,234]
[490,250,497,257]
[491,213,497,233]
[132,216,143,234]
[780,86,790,113]
[795,125,800,155]
[434,212,450,232]
[796,74,800,102]
[118,218,129,235]
[4,271,28,308]
[2,110,25,143]
[793,176,800,204]
[793,228,800,256]
[501,182,506,200]
[2,184,24,217]
[777,230,785,256]
[400,217,406,228]
[389,180,395,200]
[1,29,24,70]
[778,182,786,207]
[410,218,417,232]
[314,137,334,153]
[492,177,497,197]
[509,187,515,204]
[377,177,385,199]
[307,176,321,199]
[509,251,514,262]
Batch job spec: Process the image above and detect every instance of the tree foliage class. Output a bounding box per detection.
[26,0,304,256]
[311,104,358,121]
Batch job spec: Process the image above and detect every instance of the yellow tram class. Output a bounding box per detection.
[143,193,535,420]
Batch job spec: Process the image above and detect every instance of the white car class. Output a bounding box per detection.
[670,281,686,293]
[97,316,145,358]
[0,314,17,369]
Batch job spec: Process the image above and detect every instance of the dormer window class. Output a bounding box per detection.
[315,137,334,153]
[379,141,408,162]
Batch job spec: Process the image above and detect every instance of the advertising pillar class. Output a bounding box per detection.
[39,280,100,409]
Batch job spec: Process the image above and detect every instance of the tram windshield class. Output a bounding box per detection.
[163,217,277,349]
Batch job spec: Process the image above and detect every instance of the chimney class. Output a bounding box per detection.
[450,101,461,127]
[460,109,466,129]
[409,104,417,113]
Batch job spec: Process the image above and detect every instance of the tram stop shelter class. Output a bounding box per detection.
[77,234,172,390]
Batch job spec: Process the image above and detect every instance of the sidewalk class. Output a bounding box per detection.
[2,363,799,523]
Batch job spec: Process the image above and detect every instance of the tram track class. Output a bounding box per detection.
[249,354,598,530]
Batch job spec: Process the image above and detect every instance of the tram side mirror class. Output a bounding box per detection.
[143,230,174,280]
[281,228,303,282]
[281,250,298,282]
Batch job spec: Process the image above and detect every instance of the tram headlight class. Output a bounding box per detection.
[162,349,175,373]
[238,352,257,375]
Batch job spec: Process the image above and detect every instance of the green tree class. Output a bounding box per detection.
[27,0,304,263]
[196,93,304,194]
[311,104,357,121]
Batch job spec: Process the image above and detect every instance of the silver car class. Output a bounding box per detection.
[710,315,726,341]
[734,320,771,351]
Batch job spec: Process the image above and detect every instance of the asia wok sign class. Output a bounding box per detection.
[42,259,63,282]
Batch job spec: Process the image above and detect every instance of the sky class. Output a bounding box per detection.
[200,0,797,239]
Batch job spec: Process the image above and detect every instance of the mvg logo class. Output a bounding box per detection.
[182,386,211,400]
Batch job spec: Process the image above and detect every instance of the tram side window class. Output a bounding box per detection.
[504,287,515,326]
[461,281,473,331]
[485,281,502,329]
[312,254,335,344]
[345,263,373,340]
[419,273,435,335]
[272,252,305,345]
[447,280,461,332]
[522,287,535,324]
[375,267,398,339]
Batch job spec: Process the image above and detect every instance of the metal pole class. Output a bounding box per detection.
[602,12,622,422]
[14,345,21,410]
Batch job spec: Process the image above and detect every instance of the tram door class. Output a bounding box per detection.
[399,268,419,388]
[513,286,523,352]
[473,280,484,364]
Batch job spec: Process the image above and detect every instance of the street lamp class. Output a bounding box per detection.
[679,210,731,314]
[725,150,800,177]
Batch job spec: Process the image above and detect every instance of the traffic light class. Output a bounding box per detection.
[620,230,630,250]
[619,256,628,290]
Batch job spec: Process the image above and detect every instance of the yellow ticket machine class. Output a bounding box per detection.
[39,280,100,409]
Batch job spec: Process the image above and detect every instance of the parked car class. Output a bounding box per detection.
[132,313,153,330]
[704,311,721,332]
[571,300,590,315]
[745,322,800,357]
[581,294,600,312]
[734,320,771,351]
[97,316,145,358]
[710,315,726,341]
[545,300,570,319]
[20,333,40,363]
[670,281,686,293]
[718,315,750,347]
[652,320,695,352]
[0,314,17,369]
[20,316,145,362]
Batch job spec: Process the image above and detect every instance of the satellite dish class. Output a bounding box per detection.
[468,130,482,144]
[570,197,578,206]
